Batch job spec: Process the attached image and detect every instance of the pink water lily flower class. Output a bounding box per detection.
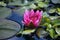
[23,9,43,28]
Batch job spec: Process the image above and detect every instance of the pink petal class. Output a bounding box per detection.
[24,9,31,26]
[23,9,43,27]
[32,17,37,23]
[24,9,29,18]
[39,11,43,21]
[24,9,29,21]
[39,11,43,17]
[35,10,40,18]
[35,10,43,20]
[29,9,34,18]
[33,20,39,27]
[24,16,31,26]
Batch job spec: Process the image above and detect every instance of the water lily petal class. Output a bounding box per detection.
[24,9,29,18]
[29,9,34,18]
[33,20,39,27]
[36,10,42,19]
[24,10,31,26]
[23,9,43,28]
[24,10,29,21]
[39,11,43,21]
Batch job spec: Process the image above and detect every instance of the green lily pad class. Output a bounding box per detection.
[49,29,56,38]
[56,28,60,35]
[0,2,6,6]
[35,0,44,2]
[51,0,60,4]
[43,12,49,17]
[48,8,56,13]
[53,23,60,35]
[20,29,35,35]
[38,2,49,8]
[36,28,48,38]
[0,18,20,39]
[41,17,51,24]
[29,4,37,9]
[52,18,60,24]
[57,8,60,15]
[0,7,11,18]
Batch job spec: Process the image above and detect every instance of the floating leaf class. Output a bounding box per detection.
[0,18,20,39]
[49,29,56,38]
[52,18,60,24]
[53,23,60,36]
[29,4,37,9]
[57,8,60,15]
[51,0,60,4]
[41,17,51,25]
[55,28,60,36]
[48,8,56,13]
[43,12,49,17]
[0,7,11,18]
[36,28,48,38]
[21,29,35,35]
[45,0,50,3]
[8,0,22,6]
[35,0,44,3]
[49,16,58,20]
[0,2,6,6]
[38,2,49,8]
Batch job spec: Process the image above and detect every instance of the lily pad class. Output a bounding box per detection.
[0,7,11,18]
[52,18,60,24]
[57,8,60,15]
[49,29,56,38]
[38,2,49,8]
[51,0,60,4]
[0,2,6,6]
[36,28,48,38]
[21,29,35,35]
[35,0,44,2]
[56,28,60,35]
[48,8,56,13]
[53,23,60,35]
[0,18,20,39]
